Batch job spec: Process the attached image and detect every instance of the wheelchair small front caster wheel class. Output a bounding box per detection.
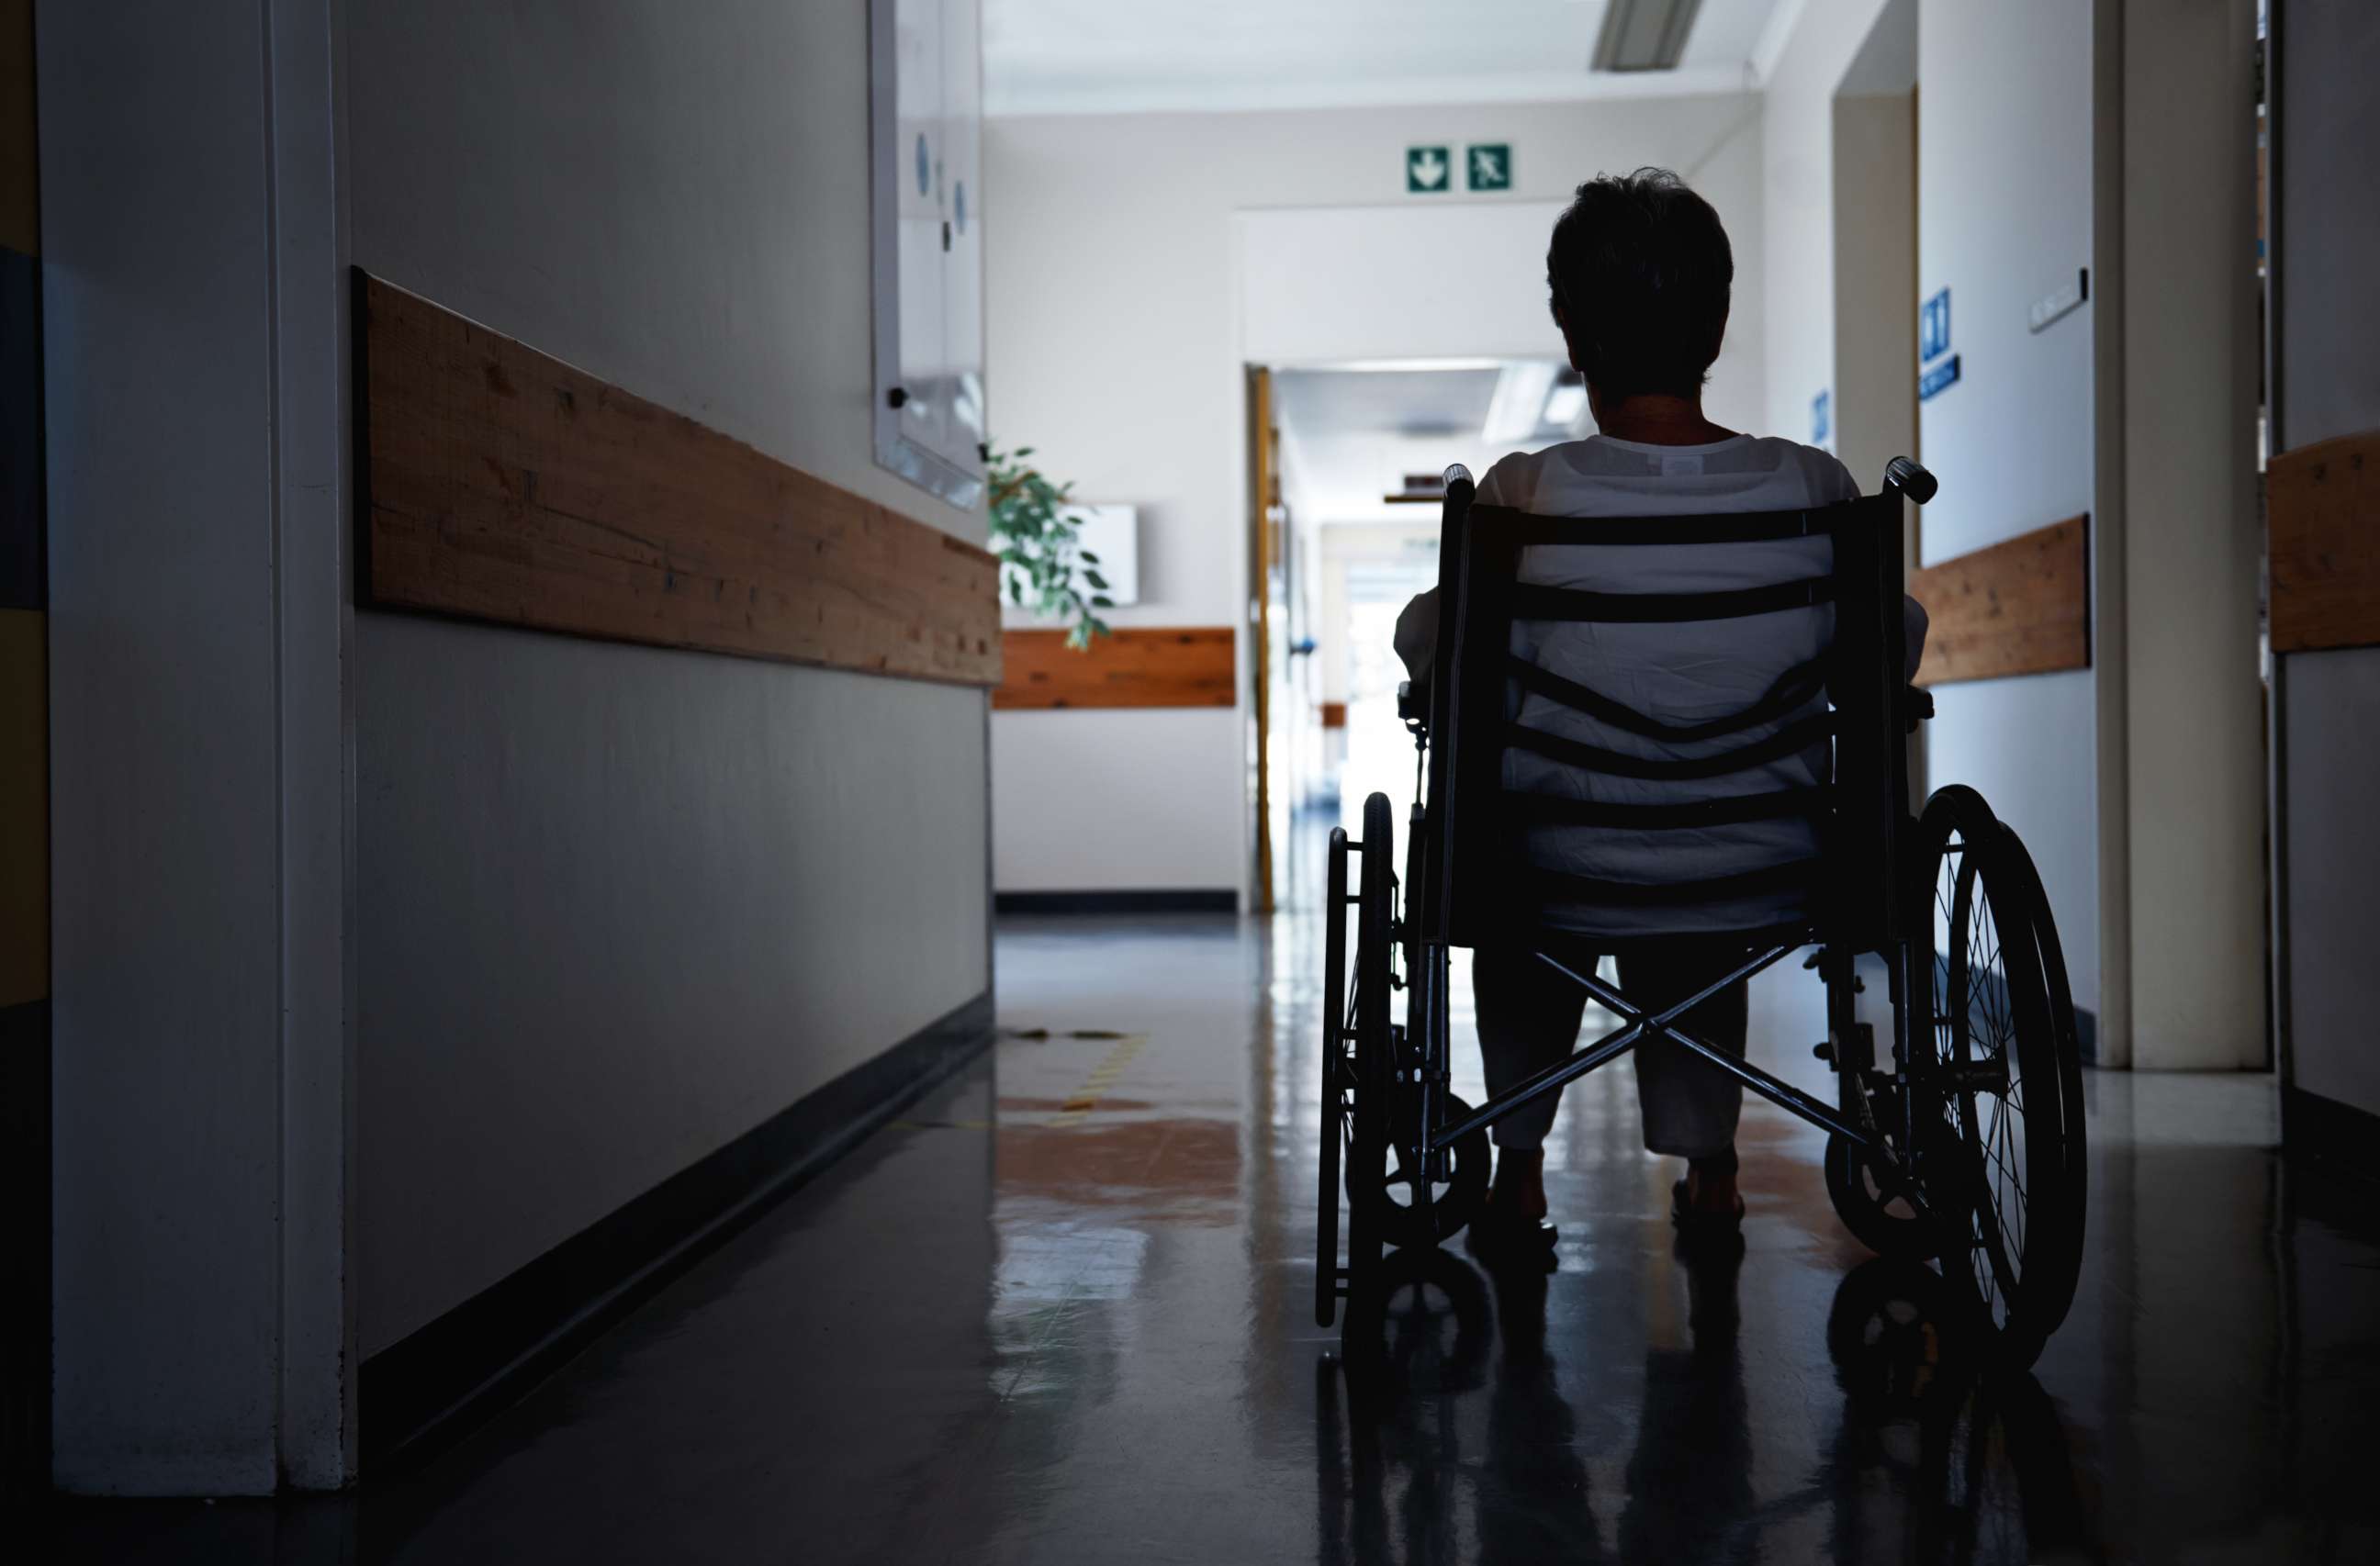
[1355,1096,1489,1248]
[1825,1133,1939,1261]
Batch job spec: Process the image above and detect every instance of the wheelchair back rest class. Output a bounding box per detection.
[1419,486,1910,951]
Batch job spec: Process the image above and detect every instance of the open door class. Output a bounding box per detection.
[1247,365,1279,913]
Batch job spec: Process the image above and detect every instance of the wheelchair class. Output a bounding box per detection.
[1315,457,2087,1370]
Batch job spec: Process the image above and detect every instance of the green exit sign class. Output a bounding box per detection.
[1466,143,1512,192]
[1406,145,1451,194]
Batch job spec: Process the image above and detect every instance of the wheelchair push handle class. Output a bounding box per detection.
[1882,455,1937,505]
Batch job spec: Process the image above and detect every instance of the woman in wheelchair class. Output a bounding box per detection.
[1318,169,2086,1371]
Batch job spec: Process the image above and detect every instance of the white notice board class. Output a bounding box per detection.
[870,0,985,509]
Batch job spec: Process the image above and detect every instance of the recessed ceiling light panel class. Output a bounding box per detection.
[1591,0,1706,73]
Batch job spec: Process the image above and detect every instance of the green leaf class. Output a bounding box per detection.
[988,436,1111,651]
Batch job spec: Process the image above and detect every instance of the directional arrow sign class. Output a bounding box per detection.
[1407,145,1450,194]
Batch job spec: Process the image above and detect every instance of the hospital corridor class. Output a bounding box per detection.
[8,3,2379,1563]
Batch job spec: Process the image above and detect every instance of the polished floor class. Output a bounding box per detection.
[48,912,2380,1563]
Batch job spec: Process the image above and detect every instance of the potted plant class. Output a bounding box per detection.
[987,442,1114,650]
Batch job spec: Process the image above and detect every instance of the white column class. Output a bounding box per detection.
[39,0,352,1494]
[2114,0,2267,1070]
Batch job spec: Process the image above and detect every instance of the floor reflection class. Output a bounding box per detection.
[1319,1247,2104,1566]
[38,911,2380,1565]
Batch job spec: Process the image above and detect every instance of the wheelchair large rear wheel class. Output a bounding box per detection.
[1314,826,1353,1327]
[1917,786,2088,1370]
[1343,794,1398,1296]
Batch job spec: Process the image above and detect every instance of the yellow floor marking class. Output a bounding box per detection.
[894,1031,1151,1134]
[1048,1033,1149,1127]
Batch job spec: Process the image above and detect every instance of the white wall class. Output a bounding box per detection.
[355,623,987,1353]
[345,0,991,1356]
[40,0,351,1494]
[1915,0,2105,1023]
[1758,0,1894,447]
[1828,87,1915,492]
[1762,0,2265,1065]
[992,708,1242,892]
[2276,0,2380,1118]
[987,93,1763,896]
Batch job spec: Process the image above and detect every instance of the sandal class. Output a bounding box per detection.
[1466,1202,1559,1270]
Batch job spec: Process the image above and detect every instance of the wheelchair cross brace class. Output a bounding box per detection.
[1423,942,1932,1223]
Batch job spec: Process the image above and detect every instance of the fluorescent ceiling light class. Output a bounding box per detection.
[1592,0,1706,73]
[1481,361,1560,446]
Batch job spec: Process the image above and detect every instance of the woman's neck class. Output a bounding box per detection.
[1589,390,1737,447]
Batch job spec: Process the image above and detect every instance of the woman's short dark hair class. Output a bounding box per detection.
[1546,168,1734,399]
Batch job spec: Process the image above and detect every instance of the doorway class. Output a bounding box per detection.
[1251,358,1582,910]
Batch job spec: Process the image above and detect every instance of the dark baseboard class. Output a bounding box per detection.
[2,245,45,610]
[2283,1084,2380,1184]
[995,889,1237,915]
[360,989,995,1470]
[0,1000,50,1498]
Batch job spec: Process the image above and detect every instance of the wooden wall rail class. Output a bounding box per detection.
[2270,430,2380,654]
[994,627,1236,710]
[1907,515,2091,687]
[355,273,1000,685]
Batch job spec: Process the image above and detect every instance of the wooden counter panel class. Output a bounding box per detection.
[994,628,1236,710]
[1909,515,2091,687]
[357,273,999,686]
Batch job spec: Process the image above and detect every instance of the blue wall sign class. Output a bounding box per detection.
[1919,353,1962,402]
[1920,288,1951,363]
[1812,389,1830,445]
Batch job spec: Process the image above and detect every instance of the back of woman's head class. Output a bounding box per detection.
[1546,168,1734,400]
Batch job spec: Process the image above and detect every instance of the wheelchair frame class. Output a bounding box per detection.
[1317,457,2087,1371]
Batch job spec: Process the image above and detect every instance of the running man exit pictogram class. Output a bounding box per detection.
[1467,144,1511,192]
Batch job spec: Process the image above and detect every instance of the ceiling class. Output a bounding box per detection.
[985,0,1788,117]
[1273,365,1504,437]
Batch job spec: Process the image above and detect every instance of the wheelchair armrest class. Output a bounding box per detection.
[1398,679,1431,741]
[1904,685,1935,732]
